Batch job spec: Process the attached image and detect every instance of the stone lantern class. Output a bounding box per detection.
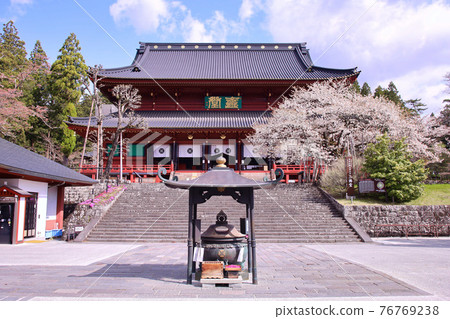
[158,157,283,284]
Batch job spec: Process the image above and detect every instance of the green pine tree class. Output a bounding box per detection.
[49,33,87,106]
[373,85,384,99]
[22,40,50,107]
[385,82,405,108]
[0,20,28,86]
[351,80,361,94]
[48,33,88,162]
[60,102,77,157]
[0,20,31,143]
[363,134,428,202]
[373,82,407,112]
[405,98,427,117]
[22,40,52,154]
[360,82,371,96]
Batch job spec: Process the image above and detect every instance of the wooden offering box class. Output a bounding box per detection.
[201,261,224,279]
[225,265,241,278]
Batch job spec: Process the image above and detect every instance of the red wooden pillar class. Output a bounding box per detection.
[237,140,242,173]
[56,186,65,229]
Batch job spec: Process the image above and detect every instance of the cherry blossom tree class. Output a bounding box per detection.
[0,63,47,139]
[0,74,33,137]
[103,84,145,180]
[249,81,443,165]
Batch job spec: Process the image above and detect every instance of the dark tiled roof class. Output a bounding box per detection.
[0,138,95,185]
[69,111,270,129]
[98,43,358,80]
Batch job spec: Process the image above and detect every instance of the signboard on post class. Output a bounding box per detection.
[345,156,355,196]
[358,179,386,193]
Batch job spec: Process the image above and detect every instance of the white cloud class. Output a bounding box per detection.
[181,10,240,43]
[262,0,450,60]
[110,0,170,34]
[378,65,450,115]
[181,12,214,42]
[10,0,33,4]
[247,0,450,113]
[110,0,241,42]
[7,0,33,17]
[239,0,262,21]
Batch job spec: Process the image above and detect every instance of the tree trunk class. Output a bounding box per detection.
[98,120,104,181]
[80,94,96,168]
[104,130,121,180]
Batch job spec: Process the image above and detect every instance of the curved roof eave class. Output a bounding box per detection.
[95,74,359,81]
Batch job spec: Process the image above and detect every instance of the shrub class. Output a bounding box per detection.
[320,156,364,197]
[363,134,428,202]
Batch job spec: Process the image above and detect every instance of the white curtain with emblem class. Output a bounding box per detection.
[179,144,201,157]
[210,144,236,156]
[243,144,260,157]
[153,144,171,158]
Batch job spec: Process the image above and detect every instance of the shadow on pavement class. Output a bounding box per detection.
[71,263,186,283]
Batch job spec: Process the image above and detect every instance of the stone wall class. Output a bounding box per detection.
[318,187,450,237]
[63,183,126,240]
[65,183,108,204]
[344,205,450,237]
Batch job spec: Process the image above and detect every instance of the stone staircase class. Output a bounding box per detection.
[86,184,362,243]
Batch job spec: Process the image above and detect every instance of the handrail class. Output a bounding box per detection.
[133,171,143,183]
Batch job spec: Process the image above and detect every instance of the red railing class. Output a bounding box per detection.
[274,163,327,183]
[79,164,172,180]
[78,163,327,183]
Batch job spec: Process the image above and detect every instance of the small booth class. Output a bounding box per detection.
[158,157,283,285]
[0,185,31,245]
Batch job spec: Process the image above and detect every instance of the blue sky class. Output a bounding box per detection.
[2,0,450,115]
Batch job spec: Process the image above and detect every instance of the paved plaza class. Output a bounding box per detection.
[0,238,449,300]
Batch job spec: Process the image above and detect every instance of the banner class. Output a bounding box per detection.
[243,144,260,157]
[210,144,236,156]
[153,144,171,158]
[179,144,201,158]
[345,156,355,196]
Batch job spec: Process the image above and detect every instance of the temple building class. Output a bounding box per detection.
[67,43,359,182]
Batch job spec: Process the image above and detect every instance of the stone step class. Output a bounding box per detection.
[90,227,355,233]
[87,233,359,239]
[85,184,361,243]
[92,222,353,228]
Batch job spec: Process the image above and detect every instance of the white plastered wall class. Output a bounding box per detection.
[16,197,26,242]
[46,186,58,227]
[16,179,49,239]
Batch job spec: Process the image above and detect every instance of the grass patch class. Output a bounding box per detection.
[336,184,450,206]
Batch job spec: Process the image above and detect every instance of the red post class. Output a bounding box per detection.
[56,186,65,230]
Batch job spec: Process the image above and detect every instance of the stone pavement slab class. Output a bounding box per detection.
[305,237,450,299]
[0,241,141,266]
[0,241,433,300]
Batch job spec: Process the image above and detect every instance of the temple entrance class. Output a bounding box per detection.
[0,203,14,244]
[24,193,37,238]
[178,144,202,170]
[147,144,171,167]
[242,144,267,170]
